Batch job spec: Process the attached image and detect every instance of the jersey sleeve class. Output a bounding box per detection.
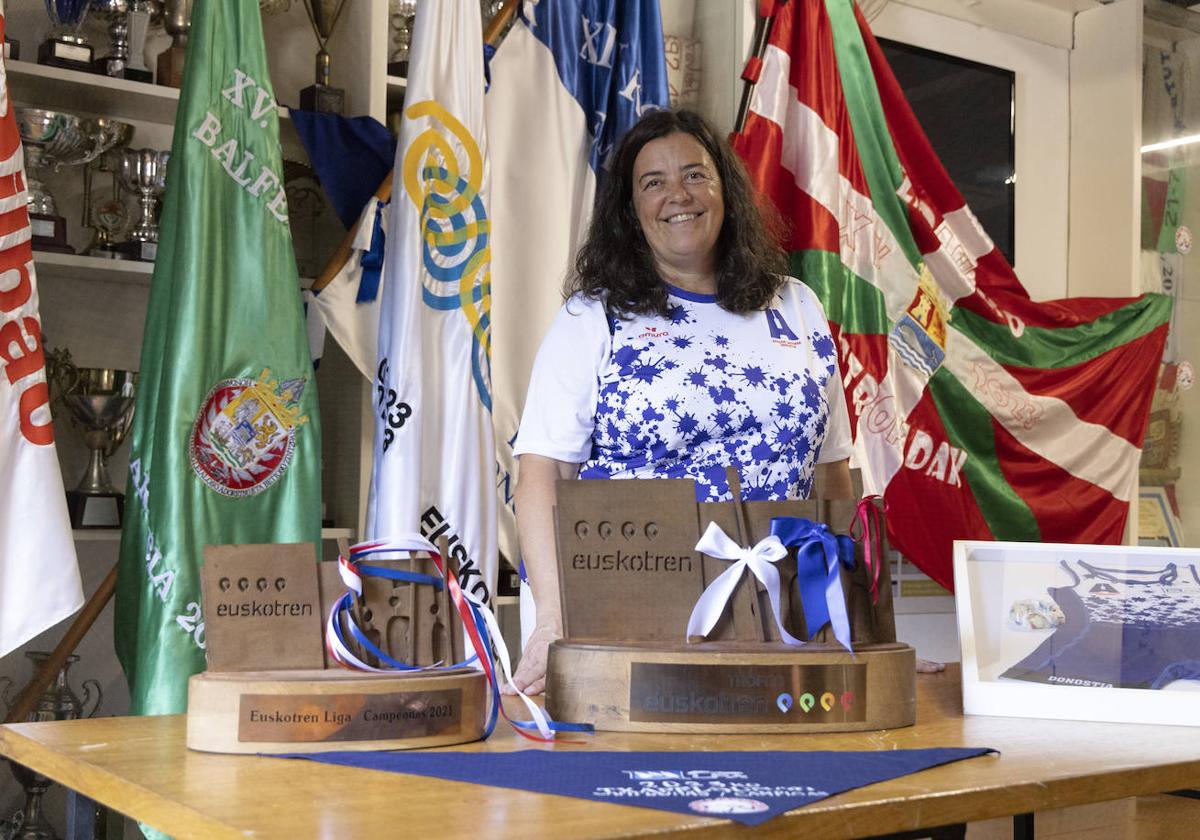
[513,295,610,464]
[817,356,853,463]
[783,277,853,464]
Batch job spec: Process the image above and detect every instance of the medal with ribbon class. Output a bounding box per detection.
[326,533,592,742]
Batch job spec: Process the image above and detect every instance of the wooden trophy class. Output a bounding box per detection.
[186,541,486,755]
[545,469,916,733]
[155,0,190,88]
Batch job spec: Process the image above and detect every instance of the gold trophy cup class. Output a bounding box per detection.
[300,0,350,114]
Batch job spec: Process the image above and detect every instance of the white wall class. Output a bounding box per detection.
[872,1,1072,301]
[1069,0,1144,298]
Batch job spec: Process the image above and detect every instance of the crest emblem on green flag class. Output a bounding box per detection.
[189,369,309,496]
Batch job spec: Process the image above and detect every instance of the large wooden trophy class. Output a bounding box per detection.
[186,542,489,754]
[546,469,916,732]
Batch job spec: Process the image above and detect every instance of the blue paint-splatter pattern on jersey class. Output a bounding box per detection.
[579,296,838,501]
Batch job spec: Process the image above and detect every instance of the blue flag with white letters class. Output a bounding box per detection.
[488,0,670,569]
[520,0,670,176]
[283,748,997,826]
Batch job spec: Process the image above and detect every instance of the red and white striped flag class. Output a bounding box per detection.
[732,0,1171,589]
[0,13,83,657]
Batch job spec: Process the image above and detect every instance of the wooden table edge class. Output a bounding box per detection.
[0,721,240,840]
[4,709,1200,839]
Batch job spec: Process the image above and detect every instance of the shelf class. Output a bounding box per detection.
[8,59,181,125]
[6,59,292,128]
[74,527,358,542]
[33,251,315,289]
[34,251,155,286]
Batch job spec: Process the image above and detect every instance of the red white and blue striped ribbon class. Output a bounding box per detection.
[325,534,591,742]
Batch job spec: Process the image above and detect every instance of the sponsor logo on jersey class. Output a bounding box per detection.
[765,308,802,347]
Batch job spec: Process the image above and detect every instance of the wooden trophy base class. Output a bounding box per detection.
[38,38,93,72]
[546,640,916,733]
[157,45,185,89]
[187,668,489,754]
[115,239,157,262]
[93,57,153,84]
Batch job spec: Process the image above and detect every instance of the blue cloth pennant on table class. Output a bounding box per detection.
[280,748,996,826]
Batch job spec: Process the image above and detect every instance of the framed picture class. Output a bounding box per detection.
[953,540,1200,727]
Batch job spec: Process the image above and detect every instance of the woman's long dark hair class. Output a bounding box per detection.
[570,108,787,318]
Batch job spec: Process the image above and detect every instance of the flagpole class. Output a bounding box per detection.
[482,0,516,44]
[311,177,394,293]
[311,0,517,295]
[733,0,786,135]
[3,567,116,724]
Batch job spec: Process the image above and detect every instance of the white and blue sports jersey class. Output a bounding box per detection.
[1002,559,1200,690]
[514,279,852,501]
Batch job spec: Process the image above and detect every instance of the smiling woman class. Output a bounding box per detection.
[506,109,854,696]
[631,132,725,291]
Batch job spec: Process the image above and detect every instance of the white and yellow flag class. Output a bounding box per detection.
[0,15,82,657]
[368,0,496,607]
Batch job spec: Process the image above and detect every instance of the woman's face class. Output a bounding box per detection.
[630,131,725,280]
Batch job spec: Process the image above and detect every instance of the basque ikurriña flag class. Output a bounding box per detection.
[487,0,669,566]
[369,0,496,606]
[0,11,83,658]
[115,0,321,713]
[732,0,1172,589]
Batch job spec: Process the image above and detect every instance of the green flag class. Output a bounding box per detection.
[115,0,321,715]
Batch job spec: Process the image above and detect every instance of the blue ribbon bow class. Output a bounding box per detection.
[769,517,856,652]
[355,200,387,303]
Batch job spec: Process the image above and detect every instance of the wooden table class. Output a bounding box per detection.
[2,666,1199,839]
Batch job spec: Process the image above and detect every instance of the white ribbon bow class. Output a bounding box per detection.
[686,522,805,645]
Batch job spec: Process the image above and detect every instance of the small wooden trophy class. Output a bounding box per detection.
[186,542,486,754]
[155,0,190,88]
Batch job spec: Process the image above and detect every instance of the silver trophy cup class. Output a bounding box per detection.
[116,147,169,261]
[1,652,102,840]
[92,0,156,82]
[157,0,192,87]
[63,367,137,529]
[38,0,94,71]
[15,109,134,253]
[300,0,350,113]
[388,0,416,77]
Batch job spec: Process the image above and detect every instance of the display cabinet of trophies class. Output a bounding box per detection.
[4,0,406,556]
